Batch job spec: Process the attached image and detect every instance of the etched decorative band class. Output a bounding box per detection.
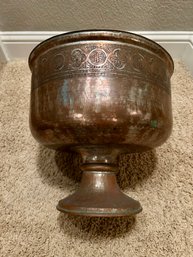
[36,44,170,93]
[70,47,126,70]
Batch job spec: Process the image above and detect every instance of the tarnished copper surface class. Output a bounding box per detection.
[29,30,174,217]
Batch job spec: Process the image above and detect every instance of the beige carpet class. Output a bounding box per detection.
[0,60,193,257]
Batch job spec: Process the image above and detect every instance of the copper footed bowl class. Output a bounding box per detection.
[29,30,174,217]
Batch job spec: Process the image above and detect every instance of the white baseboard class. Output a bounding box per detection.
[0,31,193,74]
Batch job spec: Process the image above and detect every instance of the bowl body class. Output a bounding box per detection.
[29,30,173,153]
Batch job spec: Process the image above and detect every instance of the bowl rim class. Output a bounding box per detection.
[28,29,174,74]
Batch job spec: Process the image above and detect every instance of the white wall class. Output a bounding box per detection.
[0,0,193,31]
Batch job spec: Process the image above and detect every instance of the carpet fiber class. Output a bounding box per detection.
[0,60,193,257]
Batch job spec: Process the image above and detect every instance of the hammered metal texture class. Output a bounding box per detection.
[29,30,174,217]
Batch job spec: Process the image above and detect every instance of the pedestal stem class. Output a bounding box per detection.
[57,147,142,216]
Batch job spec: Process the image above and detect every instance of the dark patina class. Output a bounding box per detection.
[29,30,174,217]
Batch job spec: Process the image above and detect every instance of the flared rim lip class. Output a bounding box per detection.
[28,29,174,74]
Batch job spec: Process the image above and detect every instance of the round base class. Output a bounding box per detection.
[57,194,142,217]
[56,171,142,217]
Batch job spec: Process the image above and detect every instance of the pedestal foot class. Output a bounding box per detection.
[57,165,142,217]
